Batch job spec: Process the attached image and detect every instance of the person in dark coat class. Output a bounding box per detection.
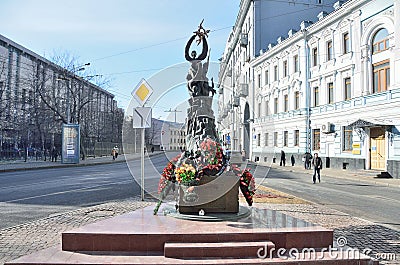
[280,150,286,166]
[304,152,312,169]
[290,155,295,166]
[51,146,58,162]
[312,153,323,184]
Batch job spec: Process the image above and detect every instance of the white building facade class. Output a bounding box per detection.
[218,0,400,178]
[218,0,337,158]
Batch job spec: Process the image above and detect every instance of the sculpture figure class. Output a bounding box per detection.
[154,20,255,216]
[185,20,216,98]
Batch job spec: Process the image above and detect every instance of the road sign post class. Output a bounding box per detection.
[141,127,145,201]
[132,79,153,201]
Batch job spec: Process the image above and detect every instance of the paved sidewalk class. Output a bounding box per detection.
[0,151,164,173]
[258,161,400,188]
[0,155,398,264]
[1,200,398,265]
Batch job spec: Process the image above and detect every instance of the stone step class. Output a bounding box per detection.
[60,206,333,252]
[164,241,275,258]
[5,246,379,265]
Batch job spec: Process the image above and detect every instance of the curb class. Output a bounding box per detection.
[267,165,400,188]
[0,152,165,173]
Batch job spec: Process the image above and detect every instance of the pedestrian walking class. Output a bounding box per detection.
[280,150,286,166]
[51,146,58,162]
[151,146,154,153]
[111,146,119,160]
[303,152,312,169]
[241,149,246,162]
[290,154,295,166]
[312,153,323,184]
[44,148,49,161]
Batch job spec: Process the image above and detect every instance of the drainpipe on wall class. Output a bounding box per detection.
[302,26,312,154]
[231,55,235,152]
[250,0,256,161]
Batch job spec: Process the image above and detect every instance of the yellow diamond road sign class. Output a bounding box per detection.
[132,78,153,106]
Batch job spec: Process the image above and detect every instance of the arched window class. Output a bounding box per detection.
[372,28,389,54]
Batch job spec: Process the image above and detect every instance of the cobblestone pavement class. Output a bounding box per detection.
[257,203,400,265]
[0,198,152,265]
[1,200,398,264]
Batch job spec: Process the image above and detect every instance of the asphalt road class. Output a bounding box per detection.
[0,152,173,229]
[0,154,398,232]
[256,165,400,231]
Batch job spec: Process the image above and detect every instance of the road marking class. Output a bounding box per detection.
[1,180,134,203]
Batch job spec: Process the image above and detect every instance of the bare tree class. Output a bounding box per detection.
[0,58,7,117]
[145,118,163,148]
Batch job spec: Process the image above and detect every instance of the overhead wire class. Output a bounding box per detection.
[87,3,330,64]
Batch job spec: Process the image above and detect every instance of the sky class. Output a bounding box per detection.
[0,0,239,123]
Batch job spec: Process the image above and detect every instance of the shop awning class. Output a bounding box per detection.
[348,118,393,128]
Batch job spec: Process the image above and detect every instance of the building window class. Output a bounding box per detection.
[283,60,288,77]
[372,28,389,54]
[313,129,320,150]
[274,65,278,81]
[327,40,333,61]
[294,91,300,110]
[274,97,278,114]
[312,47,318,67]
[265,70,269,85]
[313,87,319,107]
[274,132,278,147]
[257,74,261,88]
[328,82,334,104]
[294,55,299,73]
[284,95,288,112]
[265,100,269,115]
[294,130,299,146]
[373,60,390,93]
[264,133,269,146]
[257,133,261,146]
[343,32,350,54]
[283,131,288,147]
[258,102,262,117]
[343,126,353,151]
[344,78,351,100]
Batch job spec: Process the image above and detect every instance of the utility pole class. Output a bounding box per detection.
[164,108,182,123]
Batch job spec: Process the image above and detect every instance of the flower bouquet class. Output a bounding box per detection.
[175,163,200,203]
[153,137,256,215]
[232,164,256,206]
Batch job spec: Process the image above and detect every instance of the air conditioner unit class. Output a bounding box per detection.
[321,122,332,133]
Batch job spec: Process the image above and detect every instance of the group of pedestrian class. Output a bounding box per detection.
[279,150,295,167]
[303,152,323,184]
[280,150,323,184]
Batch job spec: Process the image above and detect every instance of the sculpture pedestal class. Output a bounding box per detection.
[178,172,239,214]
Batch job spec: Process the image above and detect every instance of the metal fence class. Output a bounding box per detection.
[0,141,131,161]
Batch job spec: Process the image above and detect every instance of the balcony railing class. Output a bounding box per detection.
[254,88,400,123]
[311,88,400,115]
